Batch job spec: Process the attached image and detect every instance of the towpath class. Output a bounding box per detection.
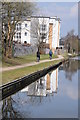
[1,55,64,72]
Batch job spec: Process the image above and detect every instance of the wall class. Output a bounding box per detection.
[52,20,59,49]
[48,23,53,49]
[48,18,60,52]
[13,44,37,57]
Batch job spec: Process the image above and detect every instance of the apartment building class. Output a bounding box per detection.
[13,16,60,52]
[13,18,31,44]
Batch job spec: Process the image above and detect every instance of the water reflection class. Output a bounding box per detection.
[2,96,21,119]
[59,59,78,81]
[1,69,59,119]
[21,69,58,96]
[1,57,79,118]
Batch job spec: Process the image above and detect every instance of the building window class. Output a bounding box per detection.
[25,32,27,36]
[40,33,46,39]
[25,24,27,27]
[40,24,46,31]
[19,33,21,38]
[16,23,21,31]
[16,32,21,39]
[17,35,18,39]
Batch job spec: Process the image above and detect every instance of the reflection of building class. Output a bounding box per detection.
[45,69,58,94]
[27,78,46,96]
[21,69,58,96]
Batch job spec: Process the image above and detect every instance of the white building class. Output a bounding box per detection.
[13,18,31,44]
[13,16,60,52]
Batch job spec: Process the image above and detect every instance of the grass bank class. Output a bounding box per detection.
[2,54,58,67]
[2,60,61,85]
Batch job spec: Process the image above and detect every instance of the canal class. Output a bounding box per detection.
[0,57,79,119]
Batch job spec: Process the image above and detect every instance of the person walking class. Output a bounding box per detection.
[36,49,40,62]
[49,49,53,60]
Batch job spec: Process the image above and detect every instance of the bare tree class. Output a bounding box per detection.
[67,29,74,36]
[1,1,36,58]
[64,30,79,53]
[30,17,49,51]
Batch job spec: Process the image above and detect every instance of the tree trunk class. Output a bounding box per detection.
[4,22,13,58]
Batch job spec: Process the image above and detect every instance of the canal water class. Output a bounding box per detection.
[0,57,79,119]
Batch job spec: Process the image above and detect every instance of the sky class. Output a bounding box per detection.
[35,2,78,37]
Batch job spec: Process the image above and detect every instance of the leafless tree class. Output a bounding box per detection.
[1,1,36,58]
[64,30,79,53]
[30,17,49,51]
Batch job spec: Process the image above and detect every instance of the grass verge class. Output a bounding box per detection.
[2,60,61,85]
[2,54,58,67]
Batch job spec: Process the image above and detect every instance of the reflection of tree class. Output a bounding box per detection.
[1,69,59,118]
[2,96,21,119]
[62,60,78,81]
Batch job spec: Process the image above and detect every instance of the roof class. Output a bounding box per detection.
[31,15,50,18]
[31,15,60,21]
[17,16,61,22]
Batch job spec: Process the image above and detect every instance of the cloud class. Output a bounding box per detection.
[37,2,78,17]
[36,2,78,36]
[37,2,77,20]
[66,87,78,100]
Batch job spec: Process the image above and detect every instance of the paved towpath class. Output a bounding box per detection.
[1,55,64,72]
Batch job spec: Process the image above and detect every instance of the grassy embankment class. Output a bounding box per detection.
[2,54,58,67]
[2,53,77,85]
[2,60,61,85]
[2,54,61,85]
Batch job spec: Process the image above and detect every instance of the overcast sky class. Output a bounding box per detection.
[35,2,78,37]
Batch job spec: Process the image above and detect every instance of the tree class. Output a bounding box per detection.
[1,1,36,58]
[64,30,79,54]
[30,17,49,52]
[67,29,74,36]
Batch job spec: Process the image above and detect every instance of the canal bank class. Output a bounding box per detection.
[0,56,79,119]
[0,59,68,100]
[2,55,65,85]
